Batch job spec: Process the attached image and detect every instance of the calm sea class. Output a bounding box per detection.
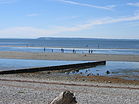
[0,38,139,49]
[0,38,139,55]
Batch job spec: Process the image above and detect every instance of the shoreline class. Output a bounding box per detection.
[1,70,139,85]
[1,71,139,87]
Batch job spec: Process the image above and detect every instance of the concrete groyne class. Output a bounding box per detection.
[0,61,106,74]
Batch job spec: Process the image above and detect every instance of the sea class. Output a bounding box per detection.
[0,38,139,55]
[0,38,139,80]
[0,38,139,49]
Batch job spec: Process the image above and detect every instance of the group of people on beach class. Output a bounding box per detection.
[60,48,93,54]
[88,49,93,53]
[43,47,94,54]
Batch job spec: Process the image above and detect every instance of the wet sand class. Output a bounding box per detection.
[0,51,139,61]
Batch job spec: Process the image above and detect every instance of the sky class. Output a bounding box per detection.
[0,0,139,39]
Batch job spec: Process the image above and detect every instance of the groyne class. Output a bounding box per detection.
[0,61,106,74]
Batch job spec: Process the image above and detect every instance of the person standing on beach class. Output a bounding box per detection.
[89,49,90,54]
[61,48,64,53]
[91,49,93,53]
[73,49,76,53]
[44,48,46,52]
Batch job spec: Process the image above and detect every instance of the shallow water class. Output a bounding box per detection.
[69,61,139,80]
[0,59,139,80]
[0,46,139,55]
[0,59,87,71]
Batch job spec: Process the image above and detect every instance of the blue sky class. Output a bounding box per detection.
[0,0,139,39]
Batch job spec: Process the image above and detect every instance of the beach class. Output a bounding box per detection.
[1,1,139,103]
[0,51,139,103]
[0,72,139,104]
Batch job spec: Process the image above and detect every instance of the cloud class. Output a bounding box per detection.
[0,14,139,38]
[127,2,139,7]
[57,0,116,10]
[0,27,70,38]
[27,13,39,17]
[54,14,139,32]
[0,0,18,4]
[0,27,58,37]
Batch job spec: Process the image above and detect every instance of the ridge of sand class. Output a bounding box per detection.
[0,51,139,62]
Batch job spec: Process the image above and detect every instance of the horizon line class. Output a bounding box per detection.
[0,37,139,40]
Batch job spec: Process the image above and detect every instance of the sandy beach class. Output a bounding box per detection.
[0,51,139,61]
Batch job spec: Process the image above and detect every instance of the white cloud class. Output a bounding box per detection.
[53,15,139,32]
[127,2,139,7]
[57,0,116,10]
[0,0,18,4]
[0,27,62,38]
[0,14,139,38]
